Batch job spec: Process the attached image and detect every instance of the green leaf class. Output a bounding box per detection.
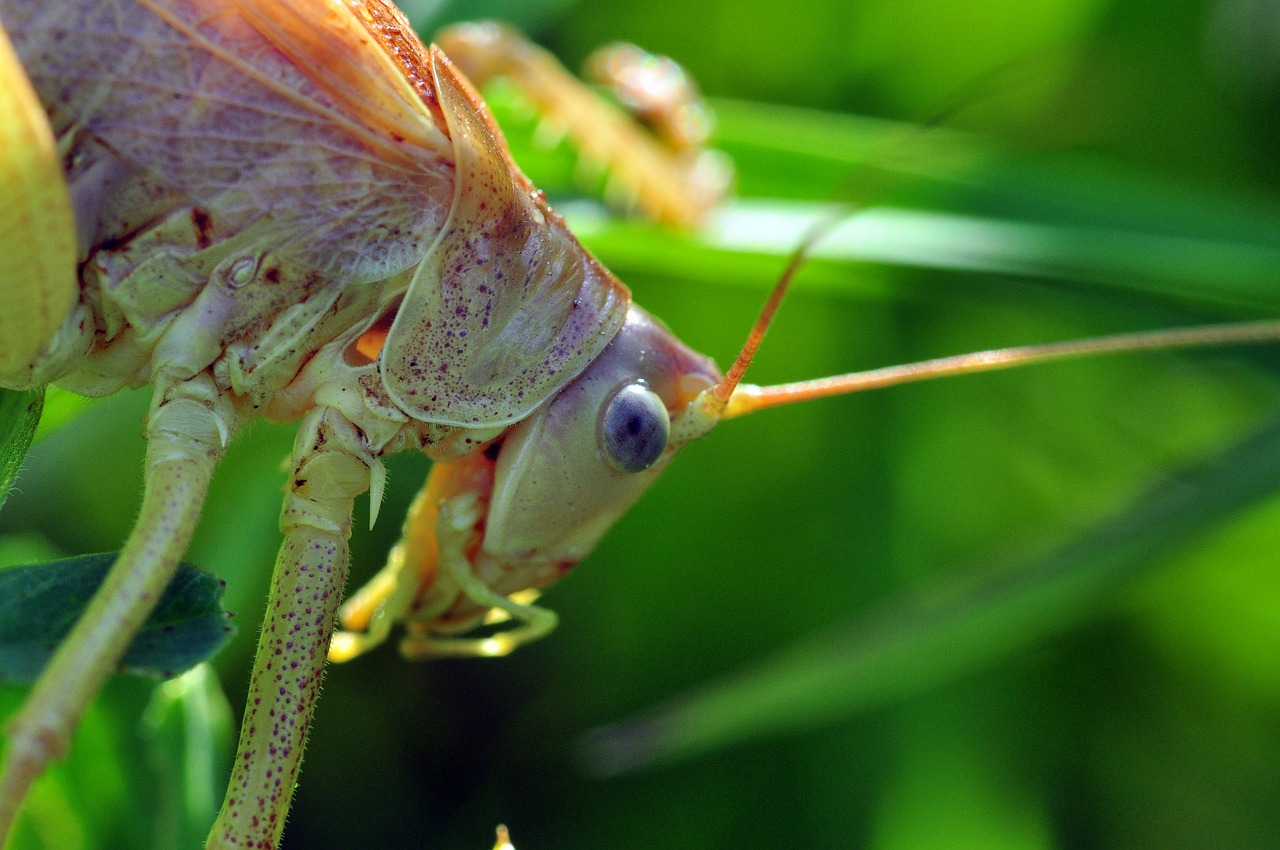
[0,389,42,513]
[0,554,235,684]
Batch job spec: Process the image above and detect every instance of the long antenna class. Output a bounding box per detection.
[704,211,849,416]
[722,319,1280,418]
[692,74,1280,428]
[703,82,1005,418]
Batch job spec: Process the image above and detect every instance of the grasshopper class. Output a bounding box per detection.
[2,1,1279,848]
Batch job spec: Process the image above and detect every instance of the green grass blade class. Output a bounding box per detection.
[140,665,234,849]
[580,407,1280,774]
[490,92,1280,315]
[0,390,41,514]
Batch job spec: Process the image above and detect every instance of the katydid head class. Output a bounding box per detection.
[333,297,733,660]
[481,305,719,563]
[482,226,868,568]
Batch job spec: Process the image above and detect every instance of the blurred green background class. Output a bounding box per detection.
[5,0,1280,847]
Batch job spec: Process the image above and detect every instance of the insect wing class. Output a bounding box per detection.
[378,50,630,427]
[10,0,451,284]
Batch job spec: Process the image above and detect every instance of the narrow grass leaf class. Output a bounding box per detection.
[580,409,1280,774]
[0,389,41,514]
[140,664,235,848]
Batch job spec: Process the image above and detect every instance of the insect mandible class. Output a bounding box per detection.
[3,2,1280,849]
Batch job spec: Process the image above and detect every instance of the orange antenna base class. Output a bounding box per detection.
[707,211,850,415]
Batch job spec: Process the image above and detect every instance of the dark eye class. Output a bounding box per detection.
[599,383,670,473]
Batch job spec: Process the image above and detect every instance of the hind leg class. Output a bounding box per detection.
[0,373,240,842]
[206,406,374,850]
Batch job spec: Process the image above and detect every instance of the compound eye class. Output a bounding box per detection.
[599,383,670,473]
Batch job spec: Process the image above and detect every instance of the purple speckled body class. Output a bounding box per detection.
[0,3,727,848]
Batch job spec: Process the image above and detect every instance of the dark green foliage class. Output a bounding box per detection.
[0,555,235,684]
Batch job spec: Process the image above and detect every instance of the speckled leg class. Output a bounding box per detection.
[0,373,239,844]
[206,406,372,850]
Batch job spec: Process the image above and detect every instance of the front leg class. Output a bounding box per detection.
[398,491,558,659]
[206,406,373,850]
[332,453,559,664]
